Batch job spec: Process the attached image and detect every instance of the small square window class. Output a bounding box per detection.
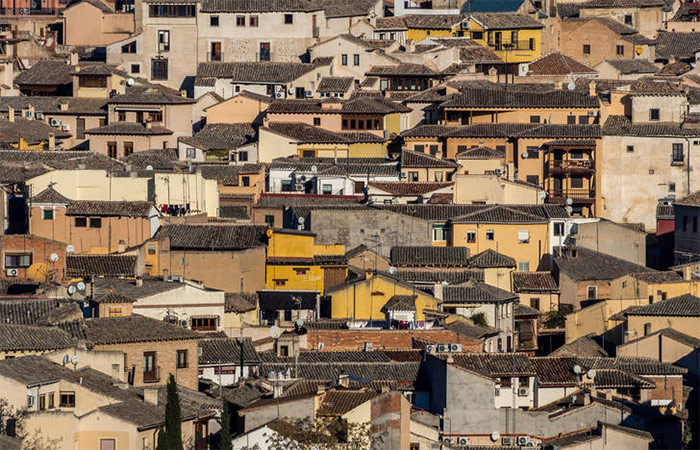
[627,145,634,153]
[353,54,360,66]
[89,218,102,228]
[43,209,53,220]
[210,15,219,26]
[148,244,156,255]
[241,176,250,187]
[669,182,676,192]
[313,117,321,126]
[466,231,476,243]
[274,279,287,287]
[59,392,75,408]
[650,109,660,121]
[583,44,591,55]
[624,14,633,25]
[177,350,188,368]
[74,217,87,227]
[130,64,140,74]
[341,54,348,66]
[486,230,494,241]
[518,261,530,272]
[529,115,540,124]
[284,14,293,24]
[322,184,332,195]
[236,15,245,26]
[249,15,258,26]
[264,215,275,227]
[616,45,624,56]
[238,151,248,162]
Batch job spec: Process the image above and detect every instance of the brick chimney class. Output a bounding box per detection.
[589,80,597,97]
[143,388,159,406]
[48,133,55,150]
[7,105,13,122]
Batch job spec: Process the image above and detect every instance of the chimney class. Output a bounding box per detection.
[59,101,69,112]
[135,276,143,287]
[555,81,563,90]
[145,119,152,129]
[69,52,79,66]
[7,105,14,122]
[589,80,597,97]
[316,384,326,395]
[337,373,350,388]
[143,388,159,406]
[488,66,498,83]
[117,240,126,253]
[48,133,55,150]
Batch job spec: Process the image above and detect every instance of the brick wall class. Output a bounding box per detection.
[306,329,481,352]
[1,234,67,281]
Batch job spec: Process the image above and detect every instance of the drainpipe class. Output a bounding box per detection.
[686,138,692,196]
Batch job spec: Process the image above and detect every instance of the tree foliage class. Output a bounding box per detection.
[157,374,183,450]
[219,398,233,450]
[0,397,62,450]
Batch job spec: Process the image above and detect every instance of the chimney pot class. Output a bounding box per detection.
[117,240,126,253]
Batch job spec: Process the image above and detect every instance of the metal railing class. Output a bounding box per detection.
[487,40,535,52]
[549,188,595,199]
[549,159,594,170]
[143,366,161,383]
[0,7,59,15]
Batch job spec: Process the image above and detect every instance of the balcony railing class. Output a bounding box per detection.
[487,40,535,52]
[0,7,59,15]
[549,159,594,170]
[143,366,161,383]
[549,188,595,200]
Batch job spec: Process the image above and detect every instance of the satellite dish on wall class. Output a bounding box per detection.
[71,355,80,365]
[521,152,529,159]
[126,78,135,87]
[567,81,576,91]
[295,319,304,327]
[66,245,75,253]
[566,198,573,206]
[566,206,573,214]
[67,285,77,296]
[77,282,86,292]
[62,354,70,365]
[269,326,281,339]
[388,266,397,276]
[490,431,500,442]
[311,165,318,173]
[587,369,597,379]
[298,216,306,225]
[146,165,154,171]
[573,364,582,374]
[49,253,59,262]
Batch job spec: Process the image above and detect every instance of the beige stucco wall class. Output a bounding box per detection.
[453,175,543,205]
[258,127,299,162]
[154,172,219,217]
[28,170,149,201]
[627,315,699,340]
[64,3,134,47]
[205,94,270,124]
[560,19,654,67]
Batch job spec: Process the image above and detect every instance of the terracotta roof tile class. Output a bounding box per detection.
[65,200,154,217]
[470,12,544,29]
[369,181,452,196]
[512,271,558,292]
[390,246,469,267]
[401,149,459,168]
[624,294,700,317]
[66,254,138,278]
[528,52,596,76]
[443,282,517,303]
[0,323,75,352]
[155,223,268,250]
[84,314,200,346]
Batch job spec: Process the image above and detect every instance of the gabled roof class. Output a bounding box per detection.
[390,246,469,267]
[200,0,320,13]
[451,204,548,223]
[0,97,107,116]
[195,61,327,85]
[656,31,700,60]
[0,117,71,145]
[401,149,459,168]
[366,63,442,77]
[602,115,697,137]
[199,337,259,365]
[554,246,653,281]
[317,77,354,94]
[66,254,138,278]
[318,389,381,416]
[446,353,535,379]
[267,97,410,114]
[0,323,75,352]
[264,122,385,145]
[467,249,517,268]
[155,223,268,250]
[65,200,154,217]
[381,294,417,312]
[15,60,73,86]
[512,271,558,292]
[441,88,599,109]
[402,14,463,30]
[377,203,568,221]
[84,314,200,346]
[550,335,609,357]
[93,277,183,299]
[179,123,255,151]
[470,12,544,29]
[624,294,700,317]
[225,292,257,313]
[108,89,195,105]
[199,163,264,186]
[315,0,378,17]
[528,52,596,76]
[443,282,518,304]
[368,181,452,196]
[31,186,70,204]
[455,145,505,159]
[602,59,659,75]
[84,122,173,136]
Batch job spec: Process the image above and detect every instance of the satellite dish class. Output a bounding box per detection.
[566,197,573,206]
[587,369,597,379]
[538,191,547,199]
[573,364,582,374]
[300,175,306,181]
[490,431,500,442]
[298,216,306,225]
[388,266,397,275]
[67,285,77,296]
[441,280,449,286]
[269,326,281,339]
[311,165,318,173]
[548,114,553,124]
[49,253,59,262]
[318,342,325,350]
[566,206,573,214]
[77,281,86,292]
[62,354,70,365]
[567,81,576,91]
[146,165,154,171]
[295,319,304,327]
[126,78,135,87]
[71,355,79,365]
[66,245,75,253]
[521,152,529,159]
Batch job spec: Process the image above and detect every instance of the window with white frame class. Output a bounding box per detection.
[518,230,530,243]
[432,224,447,242]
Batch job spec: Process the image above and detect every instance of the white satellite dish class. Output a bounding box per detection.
[71,355,79,365]
[49,253,59,263]
[567,81,576,91]
[77,281,86,292]
[587,369,597,379]
[295,319,304,327]
[388,266,397,275]
[566,197,573,206]
[66,245,75,253]
[67,285,77,296]
[298,216,306,225]
[521,152,529,159]
[538,191,547,199]
[573,364,582,374]
[566,206,573,214]
[269,326,281,339]
[146,165,154,171]
[126,78,135,87]
[318,342,325,350]
[311,165,318,173]
[490,431,500,442]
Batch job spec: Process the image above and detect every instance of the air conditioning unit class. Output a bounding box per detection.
[62,124,71,132]
[502,437,512,446]
[694,140,700,146]
[425,344,437,353]
[180,320,188,327]
[5,268,18,277]
[588,110,598,117]
[400,172,407,178]
[450,343,462,352]
[437,344,450,352]
[518,387,530,396]
[494,168,503,175]
[441,437,454,444]
[35,112,44,120]
[274,92,285,99]
[457,437,470,445]
[305,90,312,98]
[517,436,530,446]
[50,118,61,127]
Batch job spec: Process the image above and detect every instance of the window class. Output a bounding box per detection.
[672,143,684,163]
[118,111,126,122]
[74,217,87,228]
[353,54,360,66]
[627,145,634,153]
[486,230,494,241]
[151,58,168,80]
[650,109,660,121]
[531,297,540,310]
[90,218,102,228]
[583,44,590,55]
[249,15,258,26]
[284,13,293,24]
[567,115,576,124]
[500,377,512,387]
[43,209,53,220]
[281,180,292,192]
[4,254,31,268]
[518,261,529,272]
[157,30,170,52]
[124,141,134,157]
[48,392,54,409]
[191,317,217,331]
[39,394,46,411]
[570,176,584,188]
[130,63,140,74]
[466,230,476,243]
[554,222,565,236]
[177,350,188,368]
[408,171,419,182]
[264,215,275,227]
[694,217,698,233]
[121,41,136,53]
[341,54,348,66]
[616,45,624,56]
[149,111,163,122]
[683,215,688,232]
[530,115,540,123]
[108,306,122,317]
[108,141,117,158]
[414,145,425,153]
[236,15,245,26]
[518,230,530,243]
[210,15,219,26]
[434,171,444,182]
[302,150,315,158]
[624,14,633,25]
[313,117,321,126]
[526,147,539,159]
[322,184,332,195]
[79,75,108,88]
[644,323,651,336]
[670,182,676,192]
[433,224,447,242]
[241,176,250,187]
[238,151,248,162]
[526,175,539,186]
[148,244,156,255]
[518,376,529,387]
[578,115,589,125]
[587,286,597,300]
[273,279,286,287]
[210,42,222,61]
[148,4,194,17]
[59,392,75,408]
[186,148,196,159]
[294,267,308,275]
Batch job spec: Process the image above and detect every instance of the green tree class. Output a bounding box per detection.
[156,426,166,450]
[219,398,232,450]
[470,312,488,327]
[161,374,183,450]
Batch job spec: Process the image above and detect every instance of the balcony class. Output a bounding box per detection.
[548,188,595,202]
[143,366,161,383]
[0,7,59,16]
[487,40,535,52]
[549,159,595,172]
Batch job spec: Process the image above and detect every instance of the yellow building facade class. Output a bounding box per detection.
[466,14,543,63]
